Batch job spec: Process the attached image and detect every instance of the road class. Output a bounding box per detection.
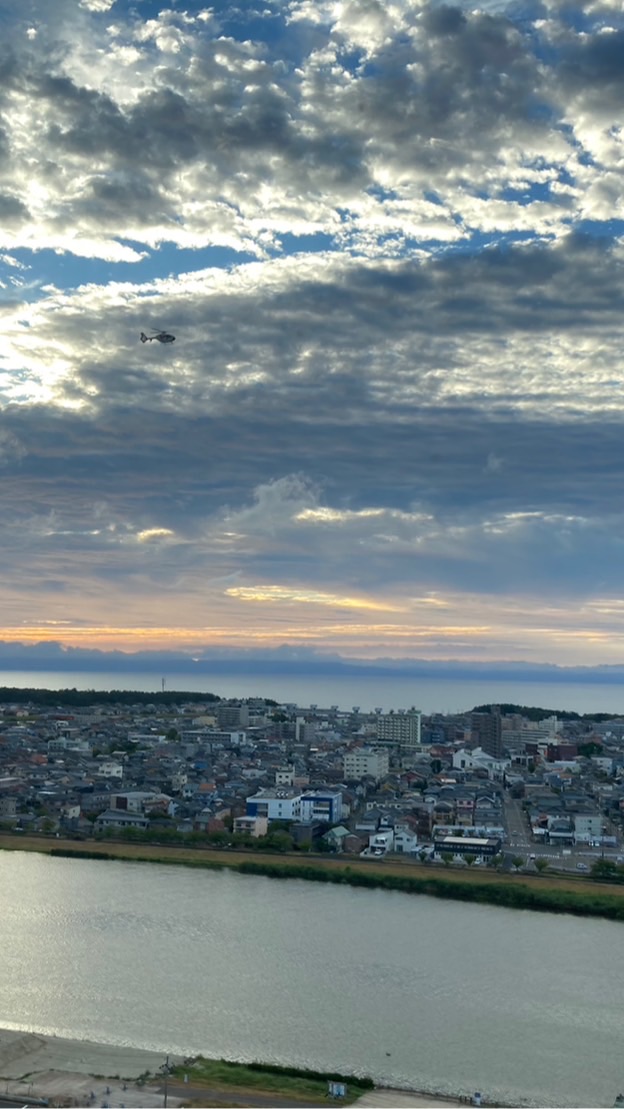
[502,791,621,873]
[502,795,530,849]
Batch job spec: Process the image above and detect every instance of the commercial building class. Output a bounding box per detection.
[433,835,502,859]
[299,790,342,824]
[245,788,302,822]
[245,787,342,824]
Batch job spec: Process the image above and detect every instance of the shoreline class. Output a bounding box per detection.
[0,1028,470,1107]
[18,833,624,925]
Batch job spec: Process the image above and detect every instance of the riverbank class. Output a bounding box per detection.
[0,1029,468,1107]
[3,832,624,923]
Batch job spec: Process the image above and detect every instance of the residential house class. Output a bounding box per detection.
[233,815,268,837]
[94,810,149,832]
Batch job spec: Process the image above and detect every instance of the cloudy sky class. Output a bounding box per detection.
[1,0,624,672]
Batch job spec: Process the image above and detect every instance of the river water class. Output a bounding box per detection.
[0,853,622,1108]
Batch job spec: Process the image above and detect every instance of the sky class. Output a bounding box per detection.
[1,0,624,675]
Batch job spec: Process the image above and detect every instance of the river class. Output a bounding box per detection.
[0,852,622,1108]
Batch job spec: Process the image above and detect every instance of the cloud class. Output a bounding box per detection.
[0,0,622,260]
[0,0,623,671]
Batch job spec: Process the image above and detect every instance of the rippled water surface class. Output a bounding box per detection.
[0,852,622,1107]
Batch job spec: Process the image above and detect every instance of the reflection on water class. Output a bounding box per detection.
[0,852,622,1108]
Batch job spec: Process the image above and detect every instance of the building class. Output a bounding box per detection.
[298,790,342,824]
[94,810,149,832]
[452,747,510,780]
[572,811,603,844]
[470,708,503,758]
[295,718,317,743]
[433,835,502,859]
[245,788,301,822]
[343,747,390,781]
[375,710,421,748]
[233,815,269,837]
[275,766,295,786]
[216,703,250,729]
[245,787,342,824]
[0,795,17,819]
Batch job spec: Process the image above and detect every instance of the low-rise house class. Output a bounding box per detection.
[322,824,351,851]
[393,820,419,854]
[233,814,268,837]
[547,817,575,844]
[110,790,174,815]
[343,832,366,854]
[452,747,510,780]
[193,810,226,835]
[94,810,149,832]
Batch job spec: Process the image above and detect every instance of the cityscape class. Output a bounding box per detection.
[3,0,624,1104]
[1,691,623,877]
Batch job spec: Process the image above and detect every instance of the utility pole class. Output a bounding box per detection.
[164,1054,169,1108]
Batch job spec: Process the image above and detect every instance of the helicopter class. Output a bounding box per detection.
[140,330,175,344]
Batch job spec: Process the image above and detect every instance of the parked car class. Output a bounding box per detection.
[576,862,589,871]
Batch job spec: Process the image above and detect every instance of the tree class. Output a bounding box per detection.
[590,858,618,881]
[440,852,453,867]
[511,855,525,871]
[578,741,603,758]
[535,858,549,873]
[263,830,294,852]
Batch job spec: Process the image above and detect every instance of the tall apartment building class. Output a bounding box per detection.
[470,707,503,759]
[295,717,317,743]
[216,703,250,729]
[375,710,421,748]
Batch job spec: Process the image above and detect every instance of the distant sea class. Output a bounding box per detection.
[1,669,624,716]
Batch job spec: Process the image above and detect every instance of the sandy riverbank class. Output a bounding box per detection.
[0,1028,466,1108]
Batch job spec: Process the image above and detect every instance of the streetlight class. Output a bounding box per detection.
[160,1054,170,1109]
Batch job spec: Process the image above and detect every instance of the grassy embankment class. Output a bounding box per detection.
[4,832,624,921]
[162,1057,372,1104]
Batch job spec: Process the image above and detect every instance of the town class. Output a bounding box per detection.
[1,691,623,878]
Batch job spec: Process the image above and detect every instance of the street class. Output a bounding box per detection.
[502,791,620,873]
